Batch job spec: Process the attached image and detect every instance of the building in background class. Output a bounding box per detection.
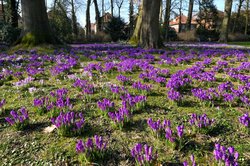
[169,14,198,32]
[90,12,113,34]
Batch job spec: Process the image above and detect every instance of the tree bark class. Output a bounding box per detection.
[20,0,55,45]
[219,0,233,42]
[178,0,182,33]
[86,0,91,37]
[93,0,102,32]
[53,0,57,11]
[139,0,162,48]
[1,0,5,21]
[232,0,244,33]
[111,0,114,17]
[163,0,171,40]
[71,0,78,36]
[102,0,104,16]
[129,0,134,37]
[186,0,194,31]
[10,0,18,27]
[245,0,249,35]
[130,4,142,45]
[115,0,124,19]
[159,0,163,24]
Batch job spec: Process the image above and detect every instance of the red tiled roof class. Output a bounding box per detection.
[170,15,197,25]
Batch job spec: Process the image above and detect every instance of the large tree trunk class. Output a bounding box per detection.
[219,0,233,42]
[130,4,142,45]
[186,0,194,31]
[10,0,18,27]
[245,0,249,35]
[86,0,91,37]
[20,0,55,45]
[162,0,171,40]
[129,0,134,37]
[139,0,162,48]
[93,0,102,32]
[71,0,78,37]
[232,0,244,33]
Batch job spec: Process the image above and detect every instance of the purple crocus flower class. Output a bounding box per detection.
[5,108,29,127]
[131,143,157,165]
[213,143,239,165]
[177,125,184,138]
[76,140,85,153]
[239,113,250,127]
[51,112,85,134]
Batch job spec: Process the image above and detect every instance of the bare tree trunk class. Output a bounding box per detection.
[219,0,233,42]
[129,0,134,37]
[71,0,78,37]
[186,0,194,31]
[159,0,163,24]
[130,4,142,45]
[163,0,171,40]
[118,8,121,19]
[20,0,55,45]
[86,0,91,37]
[139,0,162,48]
[10,0,18,27]
[1,0,5,22]
[111,0,114,17]
[102,0,105,16]
[178,0,182,33]
[93,0,102,32]
[232,0,244,33]
[245,0,249,35]
[53,0,57,10]
[115,0,124,19]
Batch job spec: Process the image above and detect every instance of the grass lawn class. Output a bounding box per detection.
[228,41,250,47]
[0,44,249,165]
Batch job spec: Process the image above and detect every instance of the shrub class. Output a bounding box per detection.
[196,26,220,41]
[177,30,197,41]
[89,32,112,43]
[0,21,21,44]
[105,16,127,42]
[161,26,177,41]
[49,10,73,43]
[228,33,250,42]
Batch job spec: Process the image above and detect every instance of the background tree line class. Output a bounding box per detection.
[0,0,248,48]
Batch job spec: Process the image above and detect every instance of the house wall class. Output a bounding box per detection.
[171,24,179,32]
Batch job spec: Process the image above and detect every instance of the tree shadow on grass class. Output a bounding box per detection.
[182,139,213,154]
[206,122,232,137]
[149,91,165,97]
[177,100,199,108]
[82,122,104,137]
[23,121,51,133]
[144,103,171,113]
[162,162,183,166]
[0,108,17,118]
[122,118,147,132]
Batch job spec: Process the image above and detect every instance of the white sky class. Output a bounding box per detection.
[46,0,232,27]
